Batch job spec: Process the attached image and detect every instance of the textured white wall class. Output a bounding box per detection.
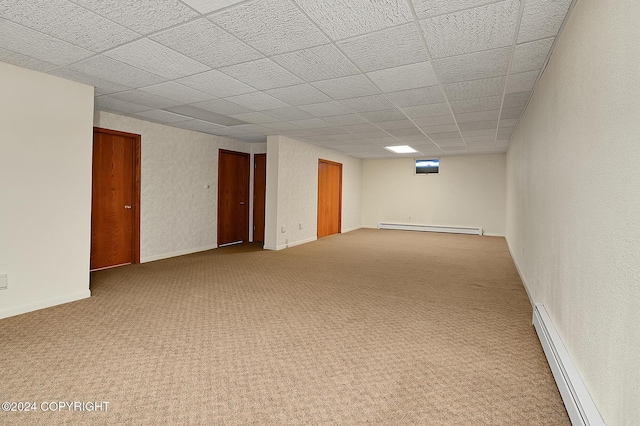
[0,62,94,318]
[505,0,640,423]
[94,111,264,261]
[265,136,362,250]
[362,154,506,235]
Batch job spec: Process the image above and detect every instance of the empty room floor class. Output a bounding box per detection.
[0,229,568,425]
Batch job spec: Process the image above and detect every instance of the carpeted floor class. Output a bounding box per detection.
[0,229,569,425]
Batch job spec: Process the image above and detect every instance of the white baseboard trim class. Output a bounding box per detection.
[0,289,91,320]
[275,236,317,250]
[533,305,605,426]
[483,232,505,237]
[341,226,362,233]
[141,244,217,263]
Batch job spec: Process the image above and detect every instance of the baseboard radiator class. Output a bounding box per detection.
[377,222,483,235]
[533,304,605,426]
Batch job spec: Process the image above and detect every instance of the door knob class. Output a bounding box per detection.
[240,202,245,205]
[124,205,132,209]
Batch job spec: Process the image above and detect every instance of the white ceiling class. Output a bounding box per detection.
[0,0,574,158]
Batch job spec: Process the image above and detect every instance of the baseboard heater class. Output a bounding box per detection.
[377,222,483,235]
[533,304,605,426]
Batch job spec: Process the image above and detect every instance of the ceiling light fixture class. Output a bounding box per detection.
[385,145,418,154]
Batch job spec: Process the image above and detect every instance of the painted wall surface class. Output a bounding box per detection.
[0,62,94,318]
[265,135,362,250]
[505,0,640,423]
[362,154,506,235]
[94,111,266,261]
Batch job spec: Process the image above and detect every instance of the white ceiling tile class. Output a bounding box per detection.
[450,96,502,113]
[297,101,353,117]
[403,103,451,118]
[70,0,198,34]
[273,44,360,82]
[0,19,92,65]
[413,114,456,126]
[95,95,152,113]
[503,91,531,109]
[511,38,554,74]
[140,82,212,104]
[385,86,445,108]
[434,46,511,83]
[427,131,462,140]
[177,70,256,98]
[264,84,331,106]
[223,92,290,111]
[518,0,572,43]
[419,124,459,133]
[233,124,273,134]
[311,127,350,136]
[220,58,303,90]
[321,114,368,126]
[498,126,515,137]
[191,99,255,115]
[209,0,329,55]
[496,139,510,149]
[338,123,381,133]
[48,67,132,94]
[387,128,425,138]
[443,76,506,100]
[287,118,332,129]
[150,19,263,69]
[499,118,518,127]
[412,0,496,19]
[342,131,391,140]
[111,90,182,109]
[278,129,319,137]
[336,23,429,72]
[105,39,209,79]
[506,70,539,94]
[296,0,413,40]
[367,61,438,92]
[173,119,226,134]
[459,120,497,130]
[261,107,314,121]
[181,0,244,14]
[0,47,57,72]
[134,109,192,123]
[434,138,465,147]
[1,0,139,52]
[262,122,302,131]
[358,109,407,123]
[455,109,500,123]
[461,129,495,138]
[500,106,524,119]
[421,0,519,58]
[440,145,469,152]
[312,75,380,100]
[339,94,397,113]
[68,55,166,87]
[376,120,417,130]
[228,112,279,124]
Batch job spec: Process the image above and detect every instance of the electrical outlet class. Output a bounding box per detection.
[281,226,286,233]
[0,274,7,290]
[408,215,411,221]
[299,223,302,230]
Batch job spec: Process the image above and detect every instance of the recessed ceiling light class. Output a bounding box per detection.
[385,145,418,154]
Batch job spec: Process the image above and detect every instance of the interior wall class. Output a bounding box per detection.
[94,111,266,262]
[265,135,362,250]
[505,0,640,423]
[0,62,94,319]
[362,154,506,235]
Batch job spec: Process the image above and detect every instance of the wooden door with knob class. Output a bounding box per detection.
[218,149,250,246]
[90,127,140,270]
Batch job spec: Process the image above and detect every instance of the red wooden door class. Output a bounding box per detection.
[317,159,342,238]
[218,150,250,245]
[91,128,140,270]
[253,154,266,243]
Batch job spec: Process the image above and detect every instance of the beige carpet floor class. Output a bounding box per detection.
[0,229,569,425]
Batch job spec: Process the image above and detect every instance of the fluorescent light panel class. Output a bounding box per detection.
[385,145,418,154]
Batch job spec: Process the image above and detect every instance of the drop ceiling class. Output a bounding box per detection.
[0,0,574,158]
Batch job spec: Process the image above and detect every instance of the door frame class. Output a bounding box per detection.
[217,149,250,246]
[317,159,343,237]
[92,127,141,265]
[253,153,266,244]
